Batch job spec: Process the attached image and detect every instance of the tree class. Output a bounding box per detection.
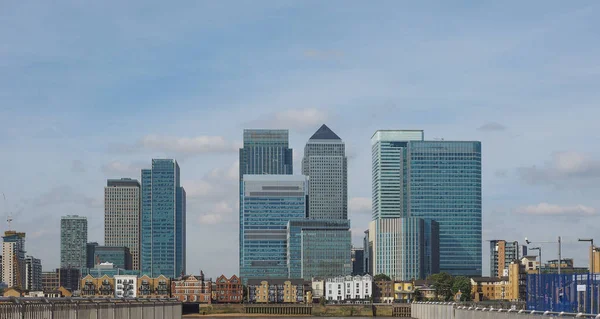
[413,288,423,302]
[319,296,326,306]
[242,285,248,303]
[451,276,472,301]
[374,273,392,281]
[428,273,454,301]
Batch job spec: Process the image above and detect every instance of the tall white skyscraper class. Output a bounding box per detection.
[2,231,26,289]
[105,178,141,270]
[60,215,88,269]
[302,124,347,220]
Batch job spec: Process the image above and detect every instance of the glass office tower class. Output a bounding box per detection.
[371,130,482,277]
[60,215,88,269]
[287,219,351,279]
[141,159,186,278]
[239,175,307,284]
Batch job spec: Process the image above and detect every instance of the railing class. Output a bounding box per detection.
[0,297,182,319]
[412,302,600,319]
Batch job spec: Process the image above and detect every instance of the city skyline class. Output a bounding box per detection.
[1,1,600,279]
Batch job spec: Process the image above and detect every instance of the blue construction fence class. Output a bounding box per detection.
[527,273,600,313]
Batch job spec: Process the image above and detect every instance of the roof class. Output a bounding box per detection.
[309,124,341,140]
[247,278,305,285]
[471,277,508,283]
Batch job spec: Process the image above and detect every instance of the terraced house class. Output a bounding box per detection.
[171,273,212,303]
[247,279,305,303]
[213,275,243,303]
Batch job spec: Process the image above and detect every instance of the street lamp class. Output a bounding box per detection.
[579,238,594,314]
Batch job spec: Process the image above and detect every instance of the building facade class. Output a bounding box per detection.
[114,275,137,298]
[25,256,42,291]
[373,280,394,303]
[171,273,212,303]
[287,219,351,279]
[239,129,293,180]
[301,124,347,220]
[80,274,170,298]
[41,271,59,292]
[86,242,99,269]
[105,178,141,270]
[58,267,81,292]
[490,240,527,277]
[351,248,365,275]
[239,175,307,283]
[90,246,132,270]
[247,278,304,303]
[324,275,372,302]
[368,218,437,281]
[213,275,243,303]
[2,231,26,289]
[371,130,482,276]
[60,215,88,269]
[141,159,186,278]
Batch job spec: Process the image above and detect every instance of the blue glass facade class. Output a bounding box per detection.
[91,246,132,270]
[287,219,351,279]
[239,175,307,284]
[141,159,186,278]
[408,141,482,276]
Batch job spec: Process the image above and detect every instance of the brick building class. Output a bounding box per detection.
[171,272,212,303]
[213,275,242,303]
[247,278,304,303]
[373,280,394,303]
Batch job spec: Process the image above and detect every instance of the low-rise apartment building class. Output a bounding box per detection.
[213,275,243,303]
[247,279,304,303]
[80,274,170,298]
[171,273,212,303]
[374,280,394,303]
[324,274,372,302]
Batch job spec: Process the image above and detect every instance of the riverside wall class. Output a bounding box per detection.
[0,297,181,319]
[411,302,600,319]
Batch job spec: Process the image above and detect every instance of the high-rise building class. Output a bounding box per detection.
[92,246,132,270]
[239,175,307,283]
[25,256,42,291]
[371,130,482,276]
[287,219,352,279]
[239,129,293,180]
[104,178,141,270]
[58,267,81,292]
[86,242,99,269]
[490,240,527,277]
[351,247,365,275]
[2,231,26,288]
[141,159,186,278]
[368,218,429,281]
[60,215,88,269]
[302,124,347,220]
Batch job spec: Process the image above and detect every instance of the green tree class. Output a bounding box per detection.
[413,288,423,302]
[242,285,248,303]
[319,296,326,306]
[374,273,392,281]
[451,276,472,301]
[428,272,454,301]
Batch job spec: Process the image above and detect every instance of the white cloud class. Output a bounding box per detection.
[137,135,240,155]
[349,197,371,214]
[477,122,507,132]
[246,108,328,132]
[197,201,235,225]
[32,186,101,208]
[518,151,600,185]
[101,161,146,177]
[515,203,596,216]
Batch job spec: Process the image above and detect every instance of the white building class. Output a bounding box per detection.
[114,275,137,298]
[2,231,26,289]
[312,279,325,300]
[325,275,372,302]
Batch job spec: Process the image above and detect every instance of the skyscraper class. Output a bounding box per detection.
[104,178,141,270]
[352,248,365,275]
[302,124,347,220]
[60,215,88,269]
[141,159,186,278]
[490,240,527,277]
[371,130,482,276]
[239,175,307,283]
[25,256,42,291]
[239,129,293,180]
[239,129,293,280]
[2,231,26,288]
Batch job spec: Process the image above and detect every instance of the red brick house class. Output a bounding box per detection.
[171,271,212,303]
[213,275,243,303]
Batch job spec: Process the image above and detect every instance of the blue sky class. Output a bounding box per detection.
[1,1,600,278]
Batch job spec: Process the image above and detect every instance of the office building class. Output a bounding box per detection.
[371,130,482,276]
[368,218,436,281]
[141,159,186,278]
[41,271,59,292]
[60,215,88,269]
[2,231,26,288]
[239,129,293,180]
[86,242,99,269]
[287,219,352,279]
[58,267,81,292]
[490,240,527,277]
[89,246,132,270]
[301,124,347,220]
[363,230,372,275]
[104,178,141,270]
[25,256,42,291]
[351,248,365,275]
[239,175,307,283]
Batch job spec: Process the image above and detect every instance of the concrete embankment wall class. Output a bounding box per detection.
[199,303,410,317]
[0,298,181,319]
[411,303,600,319]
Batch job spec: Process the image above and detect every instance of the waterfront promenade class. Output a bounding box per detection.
[411,302,600,319]
[0,297,181,319]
